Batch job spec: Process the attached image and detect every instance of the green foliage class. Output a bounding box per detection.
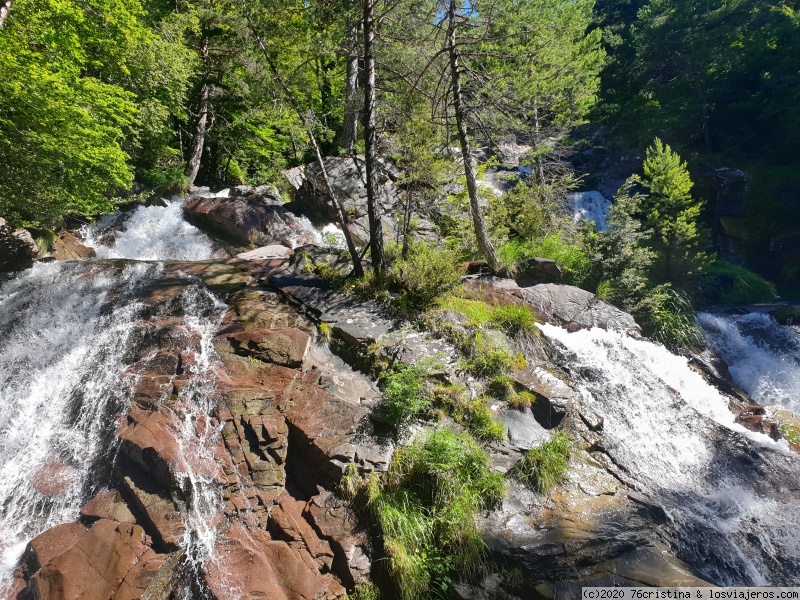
[435,296,538,337]
[318,322,333,344]
[0,0,141,227]
[527,233,592,288]
[430,384,506,443]
[488,376,535,410]
[436,297,496,328]
[462,332,523,378]
[511,431,572,494]
[705,261,778,304]
[365,429,505,598]
[347,580,381,600]
[377,365,430,426]
[491,304,538,337]
[389,241,462,309]
[633,139,713,285]
[633,285,704,351]
[583,181,656,310]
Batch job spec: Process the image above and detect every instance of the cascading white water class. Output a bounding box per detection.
[539,323,800,585]
[81,199,215,261]
[0,201,232,595]
[0,261,154,590]
[570,190,611,231]
[699,311,800,411]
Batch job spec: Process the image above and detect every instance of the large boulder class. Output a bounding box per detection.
[284,156,437,246]
[183,185,318,248]
[0,217,38,272]
[462,277,641,336]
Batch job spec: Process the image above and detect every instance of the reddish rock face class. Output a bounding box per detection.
[13,260,364,600]
[21,520,155,600]
[227,327,310,368]
[204,523,345,600]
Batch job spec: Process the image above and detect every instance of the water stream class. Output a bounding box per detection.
[699,311,800,411]
[0,202,227,594]
[540,324,800,585]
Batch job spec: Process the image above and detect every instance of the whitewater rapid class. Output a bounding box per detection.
[539,323,800,585]
[699,311,800,412]
[81,199,215,261]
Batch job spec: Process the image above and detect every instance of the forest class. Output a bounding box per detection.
[0,0,799,339]
[6,0,800,352]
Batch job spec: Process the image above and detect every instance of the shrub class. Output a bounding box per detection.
[390,241,462,308]
[365,429,506,599]
[377,365,430,426]
[511,431,571,494]
[528,232,592,288]
[633,284,704,350]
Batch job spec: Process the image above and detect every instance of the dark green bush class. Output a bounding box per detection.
[390,241,462,308]
[633,285,704,350]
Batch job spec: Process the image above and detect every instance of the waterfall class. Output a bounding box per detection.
[570,190,611,231]
[81,199,215,261]
[699,311,800,411]
[0,198,229,594]
[0,261,153,589]
[539,323,800,586]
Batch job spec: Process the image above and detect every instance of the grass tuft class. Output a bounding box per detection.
[510,431,571,494]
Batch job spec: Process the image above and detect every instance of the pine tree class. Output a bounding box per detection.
[636,138,712,284]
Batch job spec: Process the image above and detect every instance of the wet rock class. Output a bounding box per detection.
[227,327,311,368]
[495,407,550,450]
[522,283,640,335]
[52,233,96,261]
[0,217,38,272]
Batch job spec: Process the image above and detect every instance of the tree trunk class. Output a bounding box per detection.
[186,36,211,187]
[341,9,360,154]
[446,0,499,271]
[0,1,12,29]
[362,0,385,273]
[248,28,364,277]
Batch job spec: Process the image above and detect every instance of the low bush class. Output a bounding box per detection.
[365,429,505,599]
[377,365,430,426]
[390,241,462,308]
[511,431,571,494]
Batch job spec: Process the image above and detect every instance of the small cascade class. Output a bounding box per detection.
[0,261,155,590]
[539,323,800,586]
[570,190,611,230]
[81,199,215,261]
[699,311,800,411]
